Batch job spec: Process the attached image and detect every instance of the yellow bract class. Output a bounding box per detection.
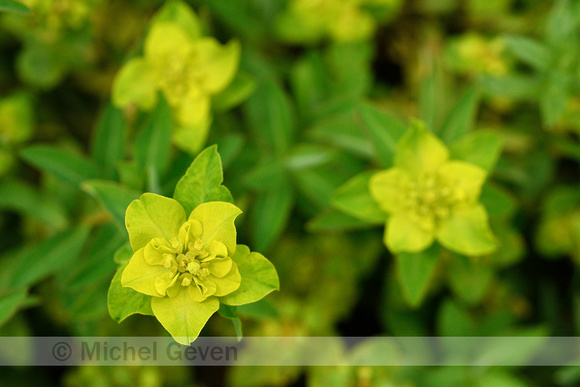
[112,21,240,153]
[370,122,497,256]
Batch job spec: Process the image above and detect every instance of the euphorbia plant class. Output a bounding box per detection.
[369,121,497,256]
[108,146,279,344]
[112,0,242,153]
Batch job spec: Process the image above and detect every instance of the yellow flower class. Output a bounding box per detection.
[112,20,240,153]
[369,121,497,256]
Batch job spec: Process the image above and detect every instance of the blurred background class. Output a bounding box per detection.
[1,0,580,385]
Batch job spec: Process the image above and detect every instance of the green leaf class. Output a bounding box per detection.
[0,288,27,328]
[6,226,90,288]
[244,79,295,156]
[220,245,279,306]
[437,300,477,336]
[439,85,480,144]
[173,145,233,215]
[20,145,100,188]
[420,67,447,131]
[212,72,256,112]
[480,75,540,100]
[307,117,375,159]
[218,303,243,341]
[91,104,126,179]
[540,80,569,127]
[82,180,141,233]
[449,130,503,172]
[134,96,173,176]
[472,326,549,366]
[117,160,145,192]
[251,179,294,252]
[307,209,377,232]
[0,179,67,229]
[151,291,219,345]
[503,35,552,70]
[395,244,441,308]
[108,262,153,322]
[331,171,388,223]
[479,183,517,219]
[0,0,29,13]
[114,243,133,266]
[546,0,576,46]
[359,102,406,168]
[290,51,330,118]
[447,255,493,305]
[285,144,336,171]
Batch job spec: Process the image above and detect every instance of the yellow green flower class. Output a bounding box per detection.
[369,121,497,256]
[276,0,401,43]
[0,92,33,147]
[122,194,242,343]
[445,32,509,77]
[112,16,240,153]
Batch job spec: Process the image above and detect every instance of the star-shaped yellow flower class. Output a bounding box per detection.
[369,121,497,256]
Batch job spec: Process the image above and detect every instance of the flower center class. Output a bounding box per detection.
[157,52,204,106]
[170,237,216,282]
[402,173,457,225]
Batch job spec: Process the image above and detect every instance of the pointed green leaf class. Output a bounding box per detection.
[480,75,540,100]
[134,96,173,175]
[332,171,387,223]
[503,35,552,70]
[7,226,90,288]
[0,179,67,229]
[0,288,27,328]
[449,130,502,172]
[173,145,233,215]
[0,0,30,13]
[108,262,153,322]
[91,104,126,179]
[479,184,517,219]
[83,180,141,233]
[212,71,256,112]
[307,209,376,232]
[251,179,294,252]
[151,290,219,345]
[540,82,569,127]
[244,79,295,156]
[359,102,406,168]
[20,145,100,188]
[546,0,576,46]
[439,85,480,144]
[218,303,243,341]
[395,244,441,308]
[447,255,493,305]
[220,245,279,306]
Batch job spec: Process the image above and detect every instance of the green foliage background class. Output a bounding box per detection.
[0,0,580,385]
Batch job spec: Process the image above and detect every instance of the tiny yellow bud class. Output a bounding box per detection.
[193,238,204,250]
[181,276,192,287]
[187,261,201,274]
